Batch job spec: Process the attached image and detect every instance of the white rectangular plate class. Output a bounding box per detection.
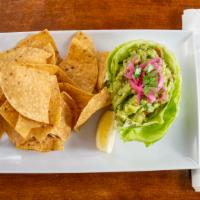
[0,30,199,173]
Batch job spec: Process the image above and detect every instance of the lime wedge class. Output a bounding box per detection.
[96,111,116,153]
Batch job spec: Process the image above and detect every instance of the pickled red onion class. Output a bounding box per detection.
[147,91,156,103]
[124,57,165,103]
[158,73,164,91]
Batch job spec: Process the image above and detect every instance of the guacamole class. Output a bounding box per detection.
[107,40,181,146]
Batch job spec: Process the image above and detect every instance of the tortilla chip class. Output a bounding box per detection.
[49,76,62,126]
[0,95,6,107]
[21,62,76,84]
[52,98,72,140]
[4,124,23,145]
[0,87,3,98]
[74,87,111,131]
[61,91,79,127]
[13,97,72,151]
[55,67,75,85]
[0,131,3,139]
[6,127,64,152]
[59,82,93,111]
[6,128,24,146]
[17,135,65,152]
[59,32,98,92]
[43,43,56,64]
[30,96,72,142]
[19,63,58,75]
[74,32,96,53]
[23,63,76,85]
[1,63,53,123]
[0,100,42,138]
[0,46,52,65]
[15,115,42,139]
[0,100,19,128]
[16,29,60,63]
[0,115,8,139]
[96,51,109,91]
[0,88,6,106]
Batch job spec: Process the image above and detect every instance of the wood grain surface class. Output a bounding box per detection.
[0,0,200,199]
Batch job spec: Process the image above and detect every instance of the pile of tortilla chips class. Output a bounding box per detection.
[0,30,110,152]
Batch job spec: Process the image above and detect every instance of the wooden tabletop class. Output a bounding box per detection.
[0,0,200,199]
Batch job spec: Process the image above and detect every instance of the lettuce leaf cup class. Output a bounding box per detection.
[107,40,181,146]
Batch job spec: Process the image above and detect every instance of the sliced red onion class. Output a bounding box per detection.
[124,57,165,103]
[147,91,156,103]
[158,73,164,91]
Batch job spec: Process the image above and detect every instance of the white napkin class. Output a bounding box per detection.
[182,9,200,192]
[183,9,200,32]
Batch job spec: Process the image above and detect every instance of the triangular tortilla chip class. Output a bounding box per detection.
[0,115,7,139]
[0,46,52,66]
[21,63,75,85]
[29,96,72,142]
[49,76,62,126]
[11,96,72,151]
[16,29,60,64]
[56,66,76,85]
[6,126,64,152]
[61,91,79,128]
[0,88,6,106]
[0,100,19,128]
[96,51,109,91]
[0,100,42,138]
[59,82,93,111]
[59,32,98,92]
[1,63,53,123]
[43,43,56,64]
[19,63,58,75]
[17,135,65,152]
[15,115,42,139]
[73,32,96,54]
[4,124,23,145]
[74,87,111,131]
[52,98,72,140]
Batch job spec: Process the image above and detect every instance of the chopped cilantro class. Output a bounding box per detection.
[144,74,157,86]
[149,77,157,87]
[143,70,158,96]
[149,70,157,77]
[144,86,150,95]
[146,64,154,73]
[133,66,141,78]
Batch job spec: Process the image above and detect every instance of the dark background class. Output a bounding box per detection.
[0,0,200,199]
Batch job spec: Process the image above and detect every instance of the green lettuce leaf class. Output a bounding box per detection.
[107,40,181,146]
